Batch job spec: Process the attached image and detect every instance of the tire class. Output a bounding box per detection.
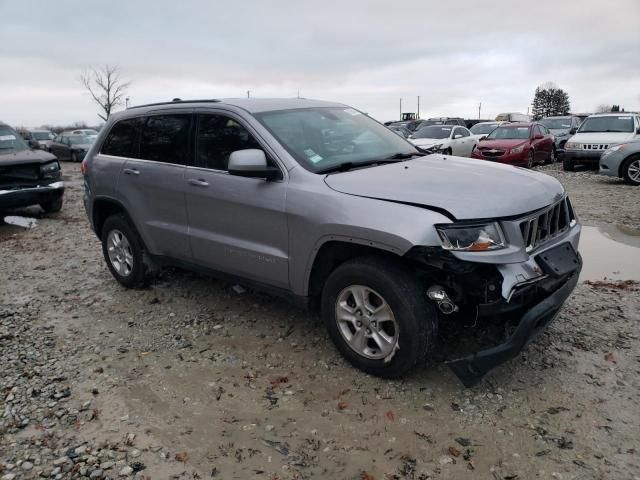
[71,151,78,162]
[526,150,534,168]
[548,147,557,164]
[40,197,63,213]
[320,256,437,378]
[101,214,147,288]
[443,148,453,156]
[562,157,574,171]
[621,154,640,186]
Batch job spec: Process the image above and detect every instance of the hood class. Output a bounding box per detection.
[548,128,571,136]
[477,139,527,149]
[570,131,637,144]
[0,148,57,166]
[410,138,450,147]
[324,156,564,220]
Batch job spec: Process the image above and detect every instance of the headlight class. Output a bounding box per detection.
[510,145,525,154]
[40,161,60,174]
[436,222,505,251]
[565,142,581,150]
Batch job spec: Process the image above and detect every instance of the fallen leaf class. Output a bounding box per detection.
[448,446,461,457]
[385,410,395,421]
[175,452,189,462]
[604,352,615,363]
[270,376,289,388]
[337,401,348,411]
[360,472,375,480]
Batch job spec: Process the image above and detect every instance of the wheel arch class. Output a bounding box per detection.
[619,152,640,178]
[92,196,136,241]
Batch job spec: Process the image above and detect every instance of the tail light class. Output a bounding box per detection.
[80,159,88,176]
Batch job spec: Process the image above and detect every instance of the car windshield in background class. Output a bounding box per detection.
[69,135,92,145]
[33,131,54,140]
[486,126,530,140]
[0,126,29,153]
[579,116,634,133]
[540,119,571,129]
[413,126,452,139]
[256,107,417,172]
[470,123,498,135]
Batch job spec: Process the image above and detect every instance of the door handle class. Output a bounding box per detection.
[188,178,209,187]
[123,168,140,176]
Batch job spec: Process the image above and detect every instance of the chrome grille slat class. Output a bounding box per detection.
[520,197,574,252]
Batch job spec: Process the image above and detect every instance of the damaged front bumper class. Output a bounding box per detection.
[0,181,65,211]
[447,250,582,387]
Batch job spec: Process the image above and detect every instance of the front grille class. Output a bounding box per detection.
[478,148,505,158]
[582,144,609,151]
[0,163,41,188]
[519,197,576,252]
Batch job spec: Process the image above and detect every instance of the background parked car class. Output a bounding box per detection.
[472,122,555,167]
[469,121,506,142]
[21,129,54,150]
[69,128,99,140]
[49,134,94,162]
[539,115,582,157]
[599,141,640,185]
[409,124,476,156]
[413,117,466,130]
[563,113,640,171]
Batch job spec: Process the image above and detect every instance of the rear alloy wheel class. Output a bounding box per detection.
[622,155,640,186]
[101,214,147,288]
[321,257,437,378]
[562,157,574,171]
[526,150,535,168]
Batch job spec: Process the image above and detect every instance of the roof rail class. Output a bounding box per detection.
[128,99,221,109]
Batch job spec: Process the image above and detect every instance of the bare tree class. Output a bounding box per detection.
[81,65,131,121]
[596,104,613,113]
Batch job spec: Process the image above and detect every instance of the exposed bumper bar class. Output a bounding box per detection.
[446,260,581,387]
[0,181,65,196]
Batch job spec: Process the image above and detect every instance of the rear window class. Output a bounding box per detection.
[101,118,144,157]
[139,115,191,165]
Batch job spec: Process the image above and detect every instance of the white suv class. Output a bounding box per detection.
[563,113,640,171]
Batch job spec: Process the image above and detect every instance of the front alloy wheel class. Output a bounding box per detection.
[335,285,399,360]
[101,214,147,288]
[623,156,640,185]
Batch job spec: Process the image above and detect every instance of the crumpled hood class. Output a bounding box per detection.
[410,138,451,148]
[570,132,637,144]
[0,148,57,166]
[324,156,565,220]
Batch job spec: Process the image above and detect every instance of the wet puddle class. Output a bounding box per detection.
[579,225,640,281]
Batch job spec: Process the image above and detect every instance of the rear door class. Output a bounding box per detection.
[184,112,289,289]
[118,113,193,261]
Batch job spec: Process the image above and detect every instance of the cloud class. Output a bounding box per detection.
[1,0,639,125]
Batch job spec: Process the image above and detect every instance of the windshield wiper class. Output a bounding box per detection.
[317,159,404,174]
[383,152,422,160]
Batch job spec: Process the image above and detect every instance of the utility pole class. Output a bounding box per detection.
[417,96,420,119]
[247,90,251,98]
[478,101,482,120]
[399,98,402,121]
[125,97,130,109]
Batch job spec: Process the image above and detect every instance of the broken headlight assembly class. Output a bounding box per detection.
[436,222,505,252]
[40,161,61,178]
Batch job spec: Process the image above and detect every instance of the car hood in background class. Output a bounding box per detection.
[410,138,451,147]
[549,128,571,136]
[324,156,564,220]
[0,148,57,166]
[476,139,527,149]
[570,132,637,144]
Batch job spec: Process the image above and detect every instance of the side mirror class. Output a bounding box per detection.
[533,134,544,140]
[569,128,577,135]
[228,149,280,180]
[479,135,487,141]
[454,134,463,139]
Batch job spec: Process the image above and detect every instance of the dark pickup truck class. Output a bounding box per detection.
[0,122,64,213]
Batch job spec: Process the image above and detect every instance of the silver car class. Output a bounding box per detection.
[82,98,582,386]
[599,141,640,185]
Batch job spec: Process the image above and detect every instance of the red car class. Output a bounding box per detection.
[471,122,556,167]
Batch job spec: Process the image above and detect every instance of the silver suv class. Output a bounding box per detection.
[83,98,582,386]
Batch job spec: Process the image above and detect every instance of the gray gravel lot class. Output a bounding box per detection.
[1,162,639,479]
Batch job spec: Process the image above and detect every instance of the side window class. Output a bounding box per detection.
[459,127,470,137]
[101,118,144,157]
[196,114,263,171]
[139,115,191,165]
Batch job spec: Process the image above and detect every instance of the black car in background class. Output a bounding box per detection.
[21,129,55,150]
[0,122,64,213]
[49,134,94,162]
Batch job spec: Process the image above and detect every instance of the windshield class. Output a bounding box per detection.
[486,126,531,140]
[578,116,635,133]
[470,123,499,135]
[0,126,29,153]
[33,131,54,140]
[68,135,92,145]
[255,107,417,172]
[412,125,452,139]
[540,118,572,129]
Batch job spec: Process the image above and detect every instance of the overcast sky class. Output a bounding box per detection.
[1,0,639,126]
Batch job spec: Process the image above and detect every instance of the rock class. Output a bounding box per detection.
[53,457,69,466]
[22,461,34,470]
[439,456,454,465]
[89,469,104,479]
[100,461,115,470]
[119,465,134,476]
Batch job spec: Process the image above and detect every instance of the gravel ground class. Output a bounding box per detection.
[1,162,639,480]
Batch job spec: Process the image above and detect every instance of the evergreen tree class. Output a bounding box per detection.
[531,84,571,119]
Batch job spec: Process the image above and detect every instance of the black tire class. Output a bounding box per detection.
[443,148,452,156]
[101,214,147,288]
[621,154,640,186]
[40,196,63,213]
[320,256,437,378]
[562,157,574,171]
[547,147,557,164]
[71,151,78,162]
[526,150,534,168]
